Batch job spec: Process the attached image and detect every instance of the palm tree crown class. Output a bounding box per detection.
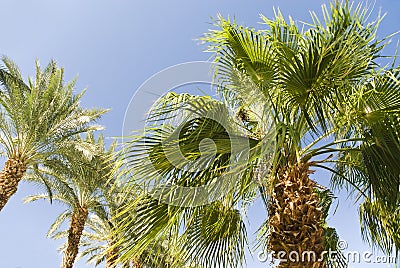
[114,2,400,267]
[25,133,116,268]
[0,57,107,211]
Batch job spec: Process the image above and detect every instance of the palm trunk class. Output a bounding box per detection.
[61,207,88,268]
[106,239,119,268]
[132,259,143,268]
[267,162,325,268]
[0,158,27,211]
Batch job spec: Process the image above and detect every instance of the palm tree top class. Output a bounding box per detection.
[0,56,108,164]
[114,2,400,267]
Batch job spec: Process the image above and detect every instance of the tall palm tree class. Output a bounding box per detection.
[205,2,400,264]
[81,211,197,268]
[0,57,106,211]
[25,133,114,268]
[77,172,203,268]
[114,2,400,268]
[75,179,142,268]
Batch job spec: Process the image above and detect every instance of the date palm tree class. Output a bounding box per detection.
[115,2,400,268]
[0,57,106,211]
[75,179,144,268]
[81,210,197,268]
[25,133,115,268]
[77,171,203,268]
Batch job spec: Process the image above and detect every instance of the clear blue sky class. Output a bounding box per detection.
[0,1,399,267]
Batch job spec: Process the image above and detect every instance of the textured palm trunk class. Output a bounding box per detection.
[267,162,325,268]
[105,240,119,268]
[61,207,89,268]
[132,259,143,268]
[0,158,27,211]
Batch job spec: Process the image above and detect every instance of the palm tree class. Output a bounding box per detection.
[76,180,140,268]
[114,2,400,268]
[78,177,203,268]
[81,211,197,268]
[0,57,106,211]
[25,133,115,268]
[205,3,400,264]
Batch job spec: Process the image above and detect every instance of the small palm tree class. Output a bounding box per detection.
[25,133,114,268]
[79,180,202,268]
[81,213,195,268]
[77,181,136,268]
[0,57,106,211]
[115,2,400,268]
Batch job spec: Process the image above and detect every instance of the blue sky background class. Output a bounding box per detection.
[0,1,400,267]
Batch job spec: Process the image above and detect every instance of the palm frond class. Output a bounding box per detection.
[180,201,247,268]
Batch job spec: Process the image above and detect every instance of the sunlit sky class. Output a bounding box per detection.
[0,1,400,267]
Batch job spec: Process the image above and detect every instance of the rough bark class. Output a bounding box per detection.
[105,240,119,268]
[132,259,143,268]
[0,158,27,211]
[61,207,89,268]
[267,162,326,268]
